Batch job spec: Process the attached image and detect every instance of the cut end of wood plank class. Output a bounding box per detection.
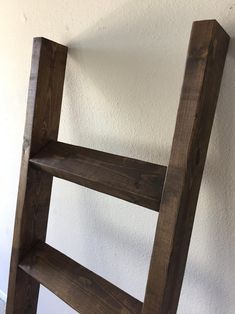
[192,19,230,40]
[33,37,69,51]
[29,141,167,211]
[19,242,143,314]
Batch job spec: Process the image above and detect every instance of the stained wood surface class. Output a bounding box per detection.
[7,19,229,314]
[19,241,142,314]
[6,38,67,314]
[142,20,230,314]
[30,140,167,211]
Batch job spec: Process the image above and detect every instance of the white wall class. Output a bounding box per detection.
[0,1,235,313]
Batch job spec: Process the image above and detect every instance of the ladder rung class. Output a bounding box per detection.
[29,141,166,211]
[19,242,142,314]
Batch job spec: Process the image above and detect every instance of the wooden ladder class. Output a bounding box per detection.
[6,20,229,314]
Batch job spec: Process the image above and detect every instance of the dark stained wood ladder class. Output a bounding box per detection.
[6,20,229,314]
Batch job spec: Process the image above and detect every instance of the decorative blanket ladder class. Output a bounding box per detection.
[6,20,229,314]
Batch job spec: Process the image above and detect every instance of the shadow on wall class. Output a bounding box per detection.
[61,1,189,164]
[55,1,235,311]
[59,1,186,301]
[208,37,235,313]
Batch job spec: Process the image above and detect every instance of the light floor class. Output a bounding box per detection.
[0,299,5,314]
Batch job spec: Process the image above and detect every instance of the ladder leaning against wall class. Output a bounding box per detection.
[6,19,229,314]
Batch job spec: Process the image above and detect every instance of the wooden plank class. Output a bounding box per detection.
[30,141,167,211]
[6,38,67,314]
[142,20,230,314]
[19,241,143,314]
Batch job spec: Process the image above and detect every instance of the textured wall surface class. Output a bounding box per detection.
[0,1,235,313]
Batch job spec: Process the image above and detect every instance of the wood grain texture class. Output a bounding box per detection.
[30,140,167,211]
[19,241,143,314]
[7,19,229,314]
[142,20,230,314]
[6,38,67,314]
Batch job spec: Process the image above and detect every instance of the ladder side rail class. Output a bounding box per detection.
[6,38,67,314]
[142,20,229,314]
